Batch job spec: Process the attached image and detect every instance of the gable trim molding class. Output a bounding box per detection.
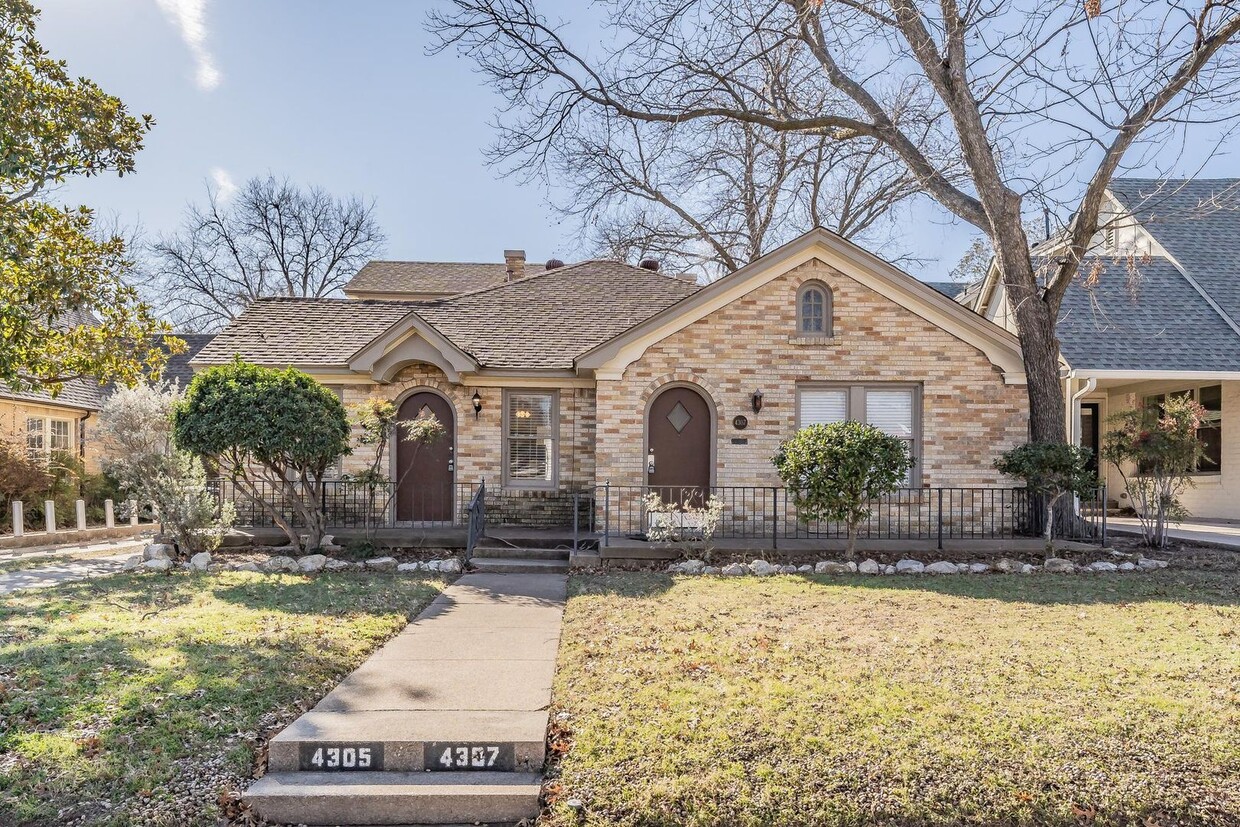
[577,228,1026,383]
[348,310,478,383]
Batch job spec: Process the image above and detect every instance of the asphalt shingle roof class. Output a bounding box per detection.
[1057,256,1240,371]
[0,307,109,411]
[194,300,420,367]
[415,260,700,368]
[1108,178,1240,323]
[161,334,216,388]
[345,261,508,296]
[197,260,701,371]
[922,281,963,300]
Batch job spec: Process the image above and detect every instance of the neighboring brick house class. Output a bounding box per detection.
[193,228,1029,526]
[967,177,1240,519]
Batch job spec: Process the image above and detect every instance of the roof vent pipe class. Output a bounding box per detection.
[639,258,660,271]
[545,258,565,270]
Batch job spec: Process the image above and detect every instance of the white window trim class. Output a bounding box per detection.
[25,415,74,457]
[502,389,559,490]
[1142,384,1223,476]
[795,382,923,487]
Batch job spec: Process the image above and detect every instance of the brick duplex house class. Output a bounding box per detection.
[193,227,1030,527]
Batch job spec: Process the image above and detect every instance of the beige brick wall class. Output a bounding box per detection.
[0,399,99,473]
[330,365,595,492]
[595,258,1029,491]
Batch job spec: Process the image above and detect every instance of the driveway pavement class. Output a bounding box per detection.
[0,537,149,595]
[1107,517,1240,550]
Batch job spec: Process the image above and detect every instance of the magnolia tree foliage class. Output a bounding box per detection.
[172,359,350,550]
[773,422,913,560]
[347,396,445,541]
[994,442,1096,557]
[1102,395,1205,548]
[97,382,234,555]
[0,0,172,394]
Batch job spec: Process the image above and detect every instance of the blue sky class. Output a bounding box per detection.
[32,0,986,281]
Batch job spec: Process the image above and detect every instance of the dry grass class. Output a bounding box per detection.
[545,571,1240,826]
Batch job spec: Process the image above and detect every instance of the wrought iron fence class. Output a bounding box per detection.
[572,484,1107,549]
[207,478,480,529]
[464,480,487,564]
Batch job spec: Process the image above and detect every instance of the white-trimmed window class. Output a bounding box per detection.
[503,390,558,488]
[797,383,921,486]
[25,416,74,457]
[1143,385,1222,474]
[796,281,833,337]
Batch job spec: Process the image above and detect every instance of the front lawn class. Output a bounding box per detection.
[548,571,1240,826]
[0,571,448,826]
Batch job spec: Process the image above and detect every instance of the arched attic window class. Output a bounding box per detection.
[797,281,833,337]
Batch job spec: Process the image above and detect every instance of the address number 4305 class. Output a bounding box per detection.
[307,746,372,769]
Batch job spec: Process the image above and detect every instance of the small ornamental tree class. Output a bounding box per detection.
[1101,395,1205,548]
[98,382,234,555]
[348,396,445,541]
[773,422,913,560]
[994,443,1097,558]
[172,358,350,550]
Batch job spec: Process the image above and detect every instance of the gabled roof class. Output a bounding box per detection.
[414,260,700,369]
[579,228,1026,381]
[344,261,507,297]
[1107,178,1240,325]
[195,260,701,373]
[160,334,215,388]
[1057,257,1240,372]
[0,307,109,412]
[922,281,963,300]
[194,299,423,368]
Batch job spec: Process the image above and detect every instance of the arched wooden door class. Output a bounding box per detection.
[396,391,455,522]
[646,385,712,501]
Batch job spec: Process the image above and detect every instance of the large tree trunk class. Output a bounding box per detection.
[995,243,1067,445]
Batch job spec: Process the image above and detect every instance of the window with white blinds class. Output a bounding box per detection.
[504,390,558,487]
[797,384,920,485]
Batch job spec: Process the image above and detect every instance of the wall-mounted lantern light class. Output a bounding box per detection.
[751,389,764,414]
[472,391,483,419]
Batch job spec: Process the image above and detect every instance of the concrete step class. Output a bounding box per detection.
[244,770,541,825]
[268,709,549,773]
[470,557,569,574]
[471,545,570,561]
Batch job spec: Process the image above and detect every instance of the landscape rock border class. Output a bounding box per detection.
[122,545,464,576]
[668,555,1170,577]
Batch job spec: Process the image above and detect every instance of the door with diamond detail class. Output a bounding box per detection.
[396,392,455,522]
[647,385,712,500]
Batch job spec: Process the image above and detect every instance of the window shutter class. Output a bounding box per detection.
[865,389,914,437]
[800,389,848,425]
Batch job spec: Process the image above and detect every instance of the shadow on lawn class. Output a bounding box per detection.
[211,574,444,617]
[569,568,1240,606]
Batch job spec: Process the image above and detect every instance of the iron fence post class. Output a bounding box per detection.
[604,481,610,548]
[936,487,944,551]
[770,486,778,552]
[1101,484,1108,547]
[573,492,580,551]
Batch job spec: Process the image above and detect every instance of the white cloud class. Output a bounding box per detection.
[210,167,238,200]
[155,0,221,91]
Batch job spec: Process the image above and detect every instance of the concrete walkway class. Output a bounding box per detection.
[0,537,148,595]
[247,572,568,825]
[1108,517,1240,550]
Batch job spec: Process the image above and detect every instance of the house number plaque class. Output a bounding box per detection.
[300,743,383,771]
[424,742,515,771]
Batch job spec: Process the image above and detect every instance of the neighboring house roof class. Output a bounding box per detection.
[922,281,963,299]
[1107,178,1240,324]
[1057,257,1240,372]
[161,334,216,388]
[344,261,508,297]
[0,307,108,412]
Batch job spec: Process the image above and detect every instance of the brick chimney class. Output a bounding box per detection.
[504,249,526,281]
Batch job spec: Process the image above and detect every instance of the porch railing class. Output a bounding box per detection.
[572,484,1107,549]
[464,480,487,564]
[207,479,480,529]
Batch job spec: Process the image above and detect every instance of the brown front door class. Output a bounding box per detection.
[396,392,455,522]
[647,385,712,501]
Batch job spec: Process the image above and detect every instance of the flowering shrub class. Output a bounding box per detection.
[644,491,724,563]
